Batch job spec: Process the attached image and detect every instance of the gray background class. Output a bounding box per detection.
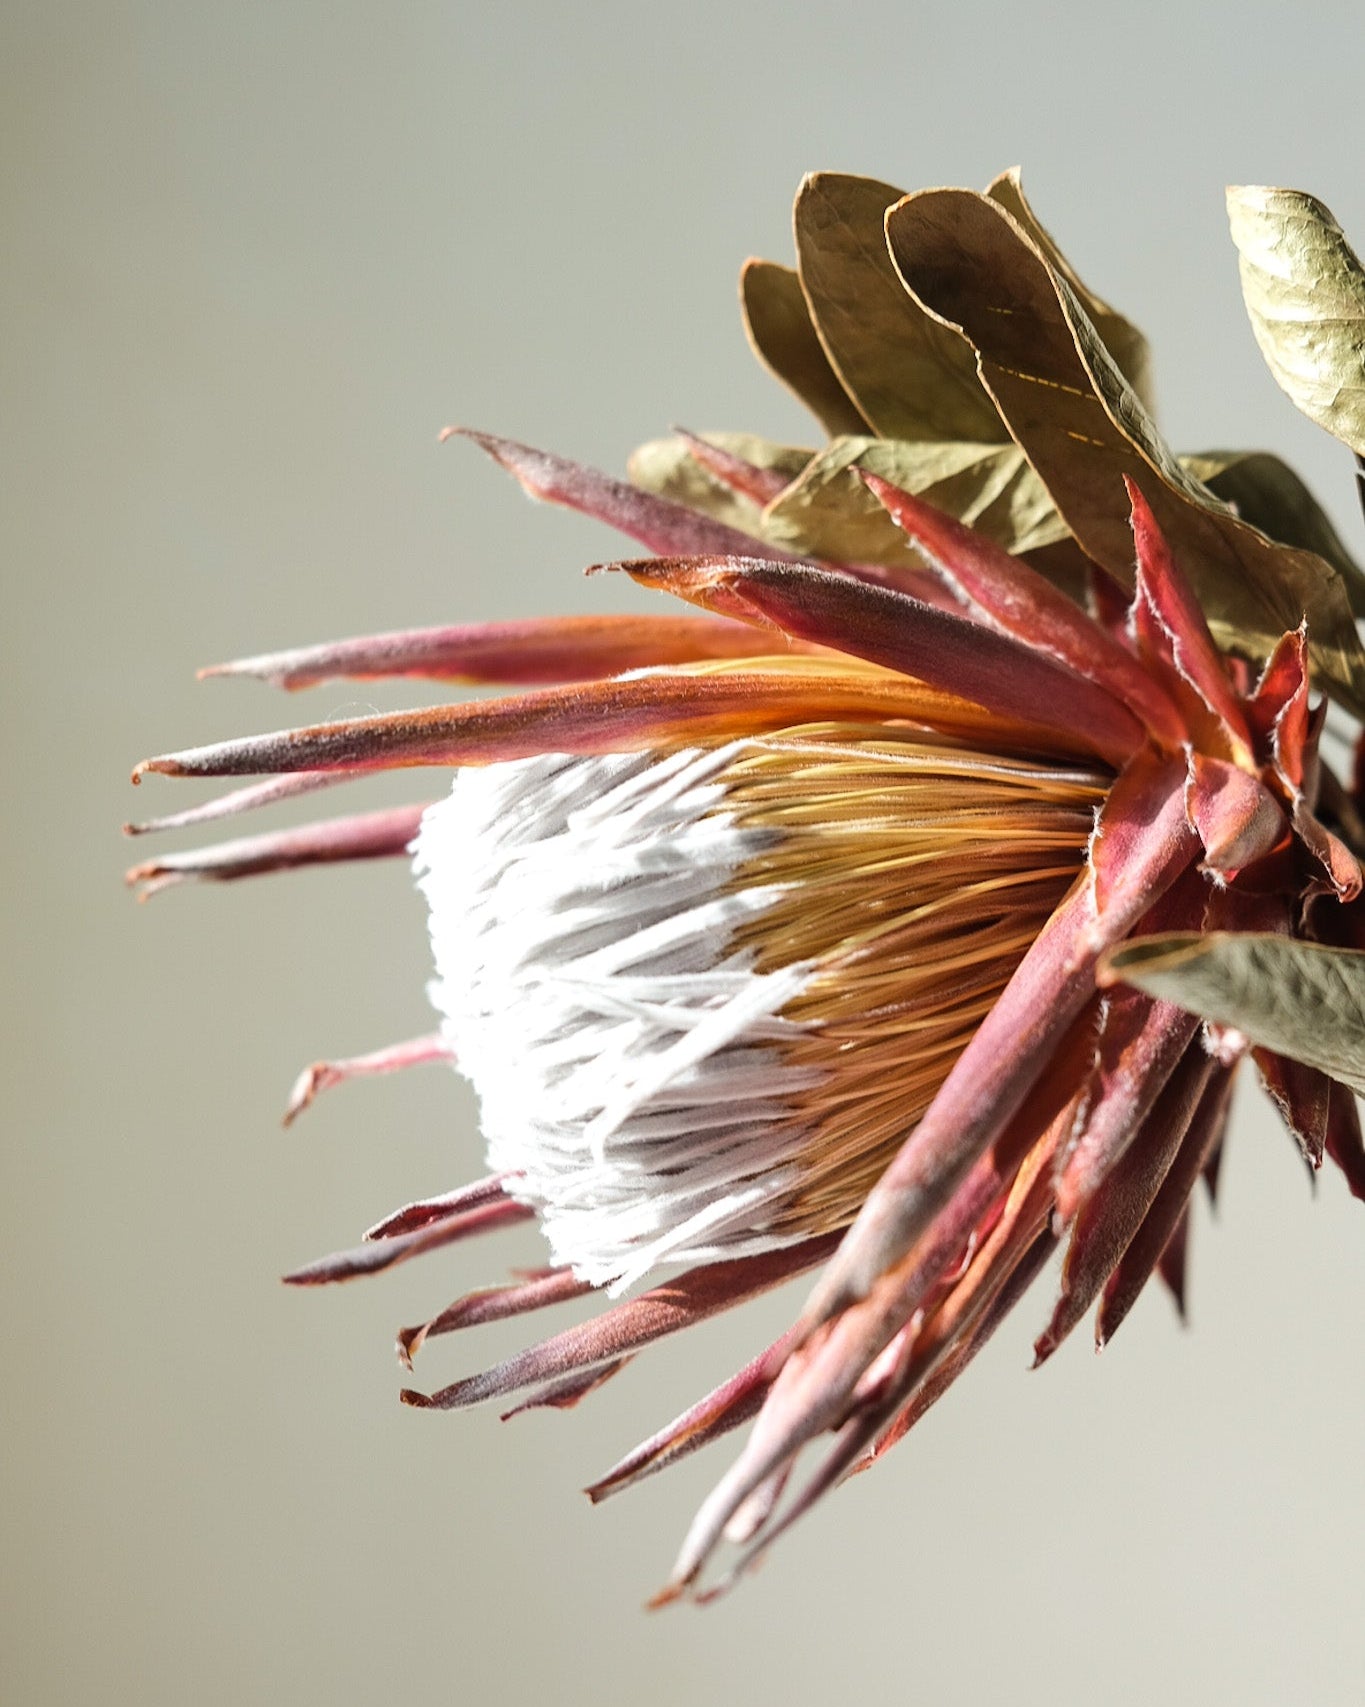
[6,2,1365,1702]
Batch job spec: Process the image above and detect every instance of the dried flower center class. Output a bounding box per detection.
[414,725,1105,1289]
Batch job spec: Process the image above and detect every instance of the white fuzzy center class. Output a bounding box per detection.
[413,746,823,1290]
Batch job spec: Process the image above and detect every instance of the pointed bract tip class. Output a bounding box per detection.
[123,861,185,902]
[440,424,494,453]
[130,756,181,784]
[197,657,288,686]
[282,1063,329,1127]
[646,1580,686,1612]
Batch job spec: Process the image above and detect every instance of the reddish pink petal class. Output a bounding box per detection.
[200,613,788,692]
[804,745,1197,1332]
[861,472,1187,749]
[661,1016,1096,1596]
[282,1033,454,1127]
[668,1129,1065,1600]
[131,666,969,783]
[866,1226,1056,1467]
[1255,1048,1332,1170]
[1155,1204,1191,1319]
[1255,659,1362,899]
[397,1267,594,1370]
[611,556,1145,765]
[1248,626,1311,779]
[123,771,344,836]
[1127,479,1254,763]
[281,1198,532,1286]
[500,1361,628,1419]
[1294,802,1364,901]
[363,1175,514,1241]
[399,1237,837,1412]
[1185,753,1287,877]
[1088,564,1132,637]
[1056,865,1212,1221]
[1325,1079,1365,1201]
[1096,1067,1234,1345]
[1315,768,1365,873]
[1202,1133,1226,1205]
[1034,1045,1216,1365]
[1053,992,1201,1225]
[671,428,791,506]
[585,1334,792,1503]
[446,426,793,560]
[1089,745,1201,916]
[124,805,429,898]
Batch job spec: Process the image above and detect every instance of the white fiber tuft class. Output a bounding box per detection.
[413,747,820,1290]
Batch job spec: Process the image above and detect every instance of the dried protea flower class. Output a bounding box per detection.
[129,171,1365,1601]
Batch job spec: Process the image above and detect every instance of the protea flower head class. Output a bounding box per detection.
[128,170,1365,1601]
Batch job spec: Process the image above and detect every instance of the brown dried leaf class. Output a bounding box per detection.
[1187,449,1365,619]
[759,435,1069,569]
[739,259,869,436]
[628,432,813,539]
[793,173,1006,443]
[986,167,1156,416]
[886,189,1365,715]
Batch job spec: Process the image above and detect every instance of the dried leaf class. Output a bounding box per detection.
[1103,932,1365,1095]
[793,173,1006,443]
[630,432,1357,623]
[628,432,813,538]
[1227,186,1365,457]
[886,189,1365,715]
[759,436,1069,568]
[986,167,1156,415]
[739,260,869,436]
[1186,449,1365,619]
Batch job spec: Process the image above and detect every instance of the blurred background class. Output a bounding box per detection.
[6,3,1365,1702]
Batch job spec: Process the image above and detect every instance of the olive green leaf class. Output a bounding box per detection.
[760,436,1070,568]
[739,260,869,437]
[886,188,1365,715]
[1104,933,1365,1096]
[793,173,1007,444]
[628,432,813,538]
[1227,186,1365,457]
[1186,449,1365,619]
[986,167,1156,416]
